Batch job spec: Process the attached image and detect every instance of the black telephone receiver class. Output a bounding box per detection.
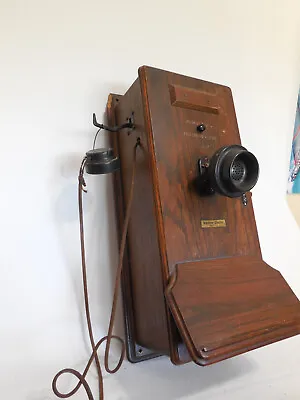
[85,148,120,174]
[84,112,134,175]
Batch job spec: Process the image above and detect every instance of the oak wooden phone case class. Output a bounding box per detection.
[107,66,300,366]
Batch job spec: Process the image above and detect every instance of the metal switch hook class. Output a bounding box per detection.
[92,112,134,132]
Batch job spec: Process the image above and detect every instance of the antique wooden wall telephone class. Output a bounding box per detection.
[53,67,300,399]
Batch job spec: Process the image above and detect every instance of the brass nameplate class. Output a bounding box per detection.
[201,219,226,228]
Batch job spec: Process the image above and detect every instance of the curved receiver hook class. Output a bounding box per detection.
[93,113,134,132]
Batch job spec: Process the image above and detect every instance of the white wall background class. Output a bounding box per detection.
[1,0,300,399]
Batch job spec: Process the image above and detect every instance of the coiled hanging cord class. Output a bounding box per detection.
[52,141,139,400]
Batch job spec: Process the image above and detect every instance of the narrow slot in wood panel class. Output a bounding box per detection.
[169,84,220,114]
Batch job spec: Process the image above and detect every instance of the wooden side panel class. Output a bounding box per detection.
[113,80,170,353]
[139,66,262,273]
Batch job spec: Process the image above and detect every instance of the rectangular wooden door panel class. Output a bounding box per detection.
[139,66,261,272]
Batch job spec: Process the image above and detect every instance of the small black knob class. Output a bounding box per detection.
[196,124,206,133]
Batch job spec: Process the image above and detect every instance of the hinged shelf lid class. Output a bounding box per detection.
[166,256,300,365]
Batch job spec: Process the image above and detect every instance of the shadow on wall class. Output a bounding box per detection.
[115,354,256,400]
[53,149,93,356]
